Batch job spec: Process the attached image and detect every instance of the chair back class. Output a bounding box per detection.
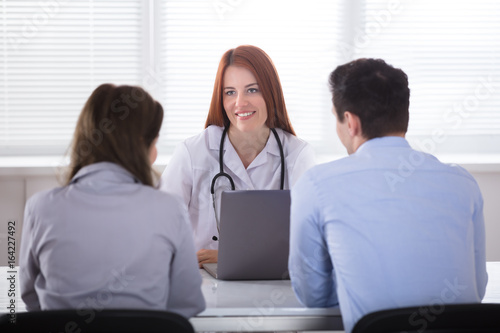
[0,309,195,333]
[352,303,500,333]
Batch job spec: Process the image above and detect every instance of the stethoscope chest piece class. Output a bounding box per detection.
[210,126,285,241]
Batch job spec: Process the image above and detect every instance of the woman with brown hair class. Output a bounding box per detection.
[160,45,316,267]
[20,84,205,318]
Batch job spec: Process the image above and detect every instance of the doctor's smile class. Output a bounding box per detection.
[222,66,268,134]
[235,111,256,119]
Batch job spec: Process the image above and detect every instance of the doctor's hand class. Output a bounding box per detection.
[197,249,218,268]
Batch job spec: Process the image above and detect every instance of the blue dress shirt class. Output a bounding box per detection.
[20,162,205,318]
[288,137,487,333]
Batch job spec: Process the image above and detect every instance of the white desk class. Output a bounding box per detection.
[2,263,500,332]
[190,268,341,332]
[0,266,341,332]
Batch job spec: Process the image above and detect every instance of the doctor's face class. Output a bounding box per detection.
[222,66,268,134]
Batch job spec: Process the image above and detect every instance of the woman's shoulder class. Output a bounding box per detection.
[24,185,68,217]
[181,125,223,150]
[278,128,312,151]
[139,187,192,228]
[277,129,316,171]
[142,186,185,209]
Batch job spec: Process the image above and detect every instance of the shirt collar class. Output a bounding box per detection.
[207,125,283,157]
[208,126,225,151]
[266,128,284,157]
[355,136,410,155]
[70,162,140,185]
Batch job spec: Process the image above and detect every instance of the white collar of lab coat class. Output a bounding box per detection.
[206,125,284,159]
[206,126,285,189]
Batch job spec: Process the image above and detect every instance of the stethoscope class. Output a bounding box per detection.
[210,126,285,241]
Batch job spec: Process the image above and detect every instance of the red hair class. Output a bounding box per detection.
[204,45,296,135]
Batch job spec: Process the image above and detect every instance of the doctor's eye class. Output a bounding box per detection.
[247,88,259,93]
[224,90,236,96]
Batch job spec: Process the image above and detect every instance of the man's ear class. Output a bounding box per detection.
[344,111,362,137]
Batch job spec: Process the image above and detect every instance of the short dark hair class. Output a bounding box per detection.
[329,58,410,139]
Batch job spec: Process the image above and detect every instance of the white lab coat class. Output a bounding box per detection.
[160,125,316,251]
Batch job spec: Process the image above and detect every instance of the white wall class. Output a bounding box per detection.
[0,174,61,266]
[474,172,500,261]
[1,167,499,266]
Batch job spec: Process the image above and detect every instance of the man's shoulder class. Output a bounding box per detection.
[410,150,479,184]
[431,161,481,193]
[302,148,479,187]
[301,156,356,183]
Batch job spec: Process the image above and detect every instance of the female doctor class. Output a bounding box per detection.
[160,45,316,267]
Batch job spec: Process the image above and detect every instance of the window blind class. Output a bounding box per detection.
[1,0,500,160]
[354,0,500,155]
[0,0,144,156]
[158,0,347,157]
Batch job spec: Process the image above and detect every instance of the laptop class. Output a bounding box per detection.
[203,189,291,280]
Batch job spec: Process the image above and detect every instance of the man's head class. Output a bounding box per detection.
[329,58,410,153]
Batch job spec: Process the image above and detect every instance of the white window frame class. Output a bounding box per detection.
[1,0,500,173]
